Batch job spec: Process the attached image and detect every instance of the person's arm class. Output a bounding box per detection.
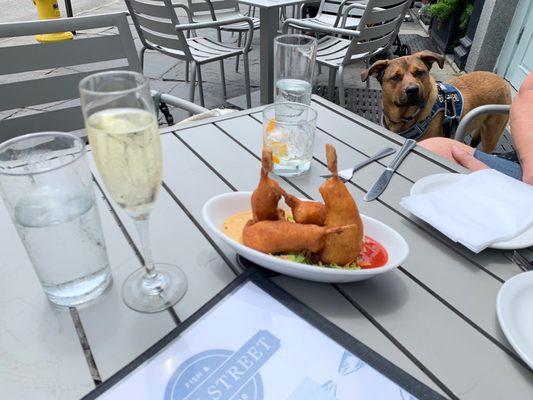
[510,73,533,185]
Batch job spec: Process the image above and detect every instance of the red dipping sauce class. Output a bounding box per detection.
[358,236,388,269]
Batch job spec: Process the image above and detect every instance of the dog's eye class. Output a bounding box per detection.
[390,75,401,82]
[414,70,425,78]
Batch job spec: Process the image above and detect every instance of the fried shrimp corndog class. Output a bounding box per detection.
[282,191,327,226]
[243,220,353,254]
[319,144,364,265]
[251,150,284,221]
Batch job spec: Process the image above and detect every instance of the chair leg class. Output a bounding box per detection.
[216,30,227,98]
[328,67,336,101]
[235,32,242,72]
[314,33,322,75]
[337,66,345,107]
[196,64,205,107]
[139,46,147,72]
[243,53,251,108]
[189,62,197,103]
[185,30,191,82]
[220,60,227,98]
[365,58,370,90]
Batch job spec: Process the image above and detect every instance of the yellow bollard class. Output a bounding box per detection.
[33,0,73,43]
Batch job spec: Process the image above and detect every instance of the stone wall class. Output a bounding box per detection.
[465,0,519,72]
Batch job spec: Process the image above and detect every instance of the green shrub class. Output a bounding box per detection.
[429,0,473,29]
[460,3,474,30]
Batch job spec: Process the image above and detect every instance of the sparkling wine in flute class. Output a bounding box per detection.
[86,108,162,219]
[79,70,187,313]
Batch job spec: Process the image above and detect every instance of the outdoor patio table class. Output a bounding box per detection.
[1,95,532,399]
[236,0,306,105]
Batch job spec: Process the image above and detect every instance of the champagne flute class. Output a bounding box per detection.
[79,71,187,313]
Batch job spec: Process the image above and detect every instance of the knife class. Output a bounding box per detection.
[364,139,417,202]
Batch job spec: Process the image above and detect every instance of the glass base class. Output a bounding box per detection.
[46,268,112,307]
[122,263,187,313]
[273,160,311,177]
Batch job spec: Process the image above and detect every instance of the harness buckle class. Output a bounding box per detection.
[438,82,462,139]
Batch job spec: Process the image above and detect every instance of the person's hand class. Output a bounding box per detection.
[522,165,533,185]
[451,146,489,171]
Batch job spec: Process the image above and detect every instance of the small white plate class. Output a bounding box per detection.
[410,173,533,250]
[497,271,533,369]
[202,192,409,283]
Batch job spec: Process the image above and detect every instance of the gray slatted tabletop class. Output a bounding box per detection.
[1,95,532,399]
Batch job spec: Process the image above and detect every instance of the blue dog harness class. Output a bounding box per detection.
[381,82,464,140]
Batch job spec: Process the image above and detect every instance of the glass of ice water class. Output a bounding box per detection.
[274,34,317,105]
[0,132,111,307]
[263,103,317,176]
[79,71,187,313]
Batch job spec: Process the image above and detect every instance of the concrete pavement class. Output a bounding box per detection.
[0,0,121,24]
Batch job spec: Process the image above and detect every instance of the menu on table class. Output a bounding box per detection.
[83,271,444,400]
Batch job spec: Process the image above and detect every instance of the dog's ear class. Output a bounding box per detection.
[417,51,445,70]
[361,59,389,83]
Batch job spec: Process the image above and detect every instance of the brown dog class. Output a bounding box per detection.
[361,51,511,153]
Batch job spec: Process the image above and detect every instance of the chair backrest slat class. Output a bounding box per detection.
[366,1,407,24]
[140,28,185,52]
[322,0,364,17]
[346,0,411,62]
[372,0,407,7]
[129,0,173,19]
[351,31,395,54]
[358,16,402,40]
[319,0,366,19]
[188,0,238,17]
[0,35,125,75]
[188,0,215,13]
[126,0,190,58]
[0,12,141,142]
[0,106,84,141]
[135,13,178,36]
[321,0,341,15]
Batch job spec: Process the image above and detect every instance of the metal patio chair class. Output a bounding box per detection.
[283,0,411,107]
[454,105,511,144]
[0,12,207,142]
[125,0,253,108]
[186,0,260,73]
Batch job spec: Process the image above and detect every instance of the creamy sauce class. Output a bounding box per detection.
[222,210,254,243]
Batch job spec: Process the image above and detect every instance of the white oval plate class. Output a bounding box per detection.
[202,192,409,283]
[410,173,533,250]
[497,271,533,369]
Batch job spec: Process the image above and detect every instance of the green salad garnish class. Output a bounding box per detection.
[281,253,310,264]
[276,252,360,269]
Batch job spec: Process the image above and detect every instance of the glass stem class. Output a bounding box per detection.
[134,217,157,279]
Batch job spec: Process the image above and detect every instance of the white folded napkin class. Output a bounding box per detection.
[400,169,533,253]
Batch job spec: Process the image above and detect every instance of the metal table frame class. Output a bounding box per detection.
[237,0,306,104]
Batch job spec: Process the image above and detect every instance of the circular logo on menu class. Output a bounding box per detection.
[164,349,264,400]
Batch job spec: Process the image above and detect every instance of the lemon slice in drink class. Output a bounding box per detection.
[265,119,288,164]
